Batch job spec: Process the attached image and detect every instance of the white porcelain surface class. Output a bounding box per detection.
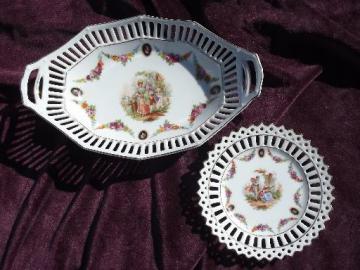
[65,40,223,142]
[221,147,308,236]
[198,125,334,260]
[20,16,263,159]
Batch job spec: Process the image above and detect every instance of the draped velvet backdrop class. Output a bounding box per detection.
[0,1,359,269]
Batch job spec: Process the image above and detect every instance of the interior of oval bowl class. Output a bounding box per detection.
[64,40,223,142]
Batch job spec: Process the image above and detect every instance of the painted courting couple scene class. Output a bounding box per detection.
[244,169,282,210]
[121,70,171,122]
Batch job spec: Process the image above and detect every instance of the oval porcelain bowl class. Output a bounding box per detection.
[198,124,334,260]
[21,15,263,159]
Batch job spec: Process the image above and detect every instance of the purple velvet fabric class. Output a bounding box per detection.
[0,0,359,269]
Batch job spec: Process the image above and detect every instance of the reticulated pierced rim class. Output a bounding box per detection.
[20,15,263,160]
[198,124,334,260]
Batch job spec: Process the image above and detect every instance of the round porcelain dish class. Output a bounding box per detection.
[20,15,263,159]
[198,124,334,260]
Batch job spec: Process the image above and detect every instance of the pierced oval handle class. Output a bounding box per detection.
[237,51,263,106]
[244,53,263,98]
[20,61,45,111]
